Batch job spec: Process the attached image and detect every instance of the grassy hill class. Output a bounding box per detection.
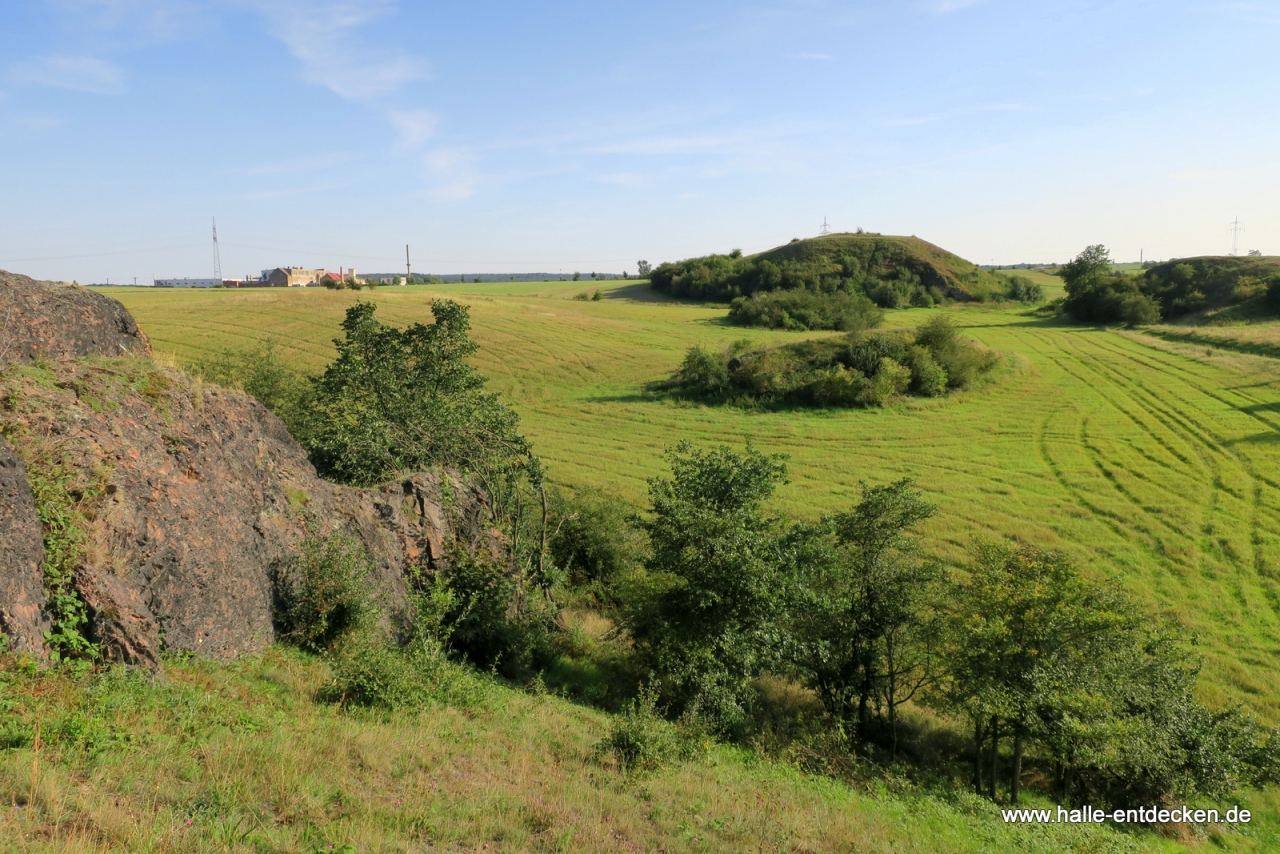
[650,233,1013,307]
[752,233,1009,300]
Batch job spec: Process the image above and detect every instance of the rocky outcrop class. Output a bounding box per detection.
[0,437,49,660]
[0,270,151,364]
[0,275,503,668]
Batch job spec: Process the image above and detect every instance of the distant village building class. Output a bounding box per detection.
[153,277,221,288]
[263,267,327,287]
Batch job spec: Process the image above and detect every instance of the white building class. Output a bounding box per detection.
[154,277,221,288]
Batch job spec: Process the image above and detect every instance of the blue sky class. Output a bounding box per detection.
[1,0,1277,282]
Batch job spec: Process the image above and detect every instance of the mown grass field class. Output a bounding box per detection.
[102,282,1280,725]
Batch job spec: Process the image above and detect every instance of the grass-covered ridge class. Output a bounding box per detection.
[650,233,1022,315]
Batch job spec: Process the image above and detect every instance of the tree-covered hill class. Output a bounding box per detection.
[1141,255,1280,319]
[649,233,1018,309]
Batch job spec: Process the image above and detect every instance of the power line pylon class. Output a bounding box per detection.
[819,216,831,237]
[212,217,223,281]
[1228,216,1245,257]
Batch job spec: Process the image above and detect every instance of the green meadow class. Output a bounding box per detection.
[2,280,1275,852]
[104,282,1280,725]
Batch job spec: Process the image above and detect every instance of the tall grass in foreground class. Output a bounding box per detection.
[5,646,1255,853]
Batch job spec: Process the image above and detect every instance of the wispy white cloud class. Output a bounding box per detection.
[421,147,480,200]
[51,0,209,42]
[594,172,652,186]
[238,0,426,100]
[928,0,987,12]
[10,55,126,94]
[390,109,439,148]
[1215,2,1280,25]
[586,135,745,156]
[12,114,64,132]
[230,153,352,176]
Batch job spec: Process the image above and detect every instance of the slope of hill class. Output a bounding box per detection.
[1141,255,1280,320]
[650,233,1012,306]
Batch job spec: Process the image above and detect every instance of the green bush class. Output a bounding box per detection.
[597,687,705,774]
[807,366,867,407]
[1119,293,1161,327]
[548,490,648,589]
[276,532,374,654]
[674,345,731,396]
[304,301,529,487]
[907,346,948,396]
[441,547,557,682]
[860,357,911,406]
[666,318,995,409]
[727,290,884,332]
[1003,275,1044,303]
[321,631,487,711]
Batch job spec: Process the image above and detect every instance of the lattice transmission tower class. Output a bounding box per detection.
[1228,216,1245,257]
[212,217,223,281]
[819,216,831,236]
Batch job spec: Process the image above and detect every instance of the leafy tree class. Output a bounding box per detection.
[304,301,529,488]
[628,442,788,731]
[573,271,581,281]
[548,489,647,590]
[937,541,1280,806]
[637,260,652,277]
[1060,244,1158,324]
[787,481,938,752]
[939,542,1128,803]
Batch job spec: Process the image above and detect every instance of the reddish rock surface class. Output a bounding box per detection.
[0,437,49,660]
[1,270,151,364]
[0,275,501,668]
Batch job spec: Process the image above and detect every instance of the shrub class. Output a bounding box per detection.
[1119,293,1161,327]
[442,547,557,682]
[666,319,995,410]
[1004,275,1044,303]
[276,532,374,653]
[907,346,948,397]
[304,301,529,487]
[321,630,487,711]
[807,366,867,407]
[674,346,731,397]
[727,290,884,332]
[596,686,703,774]
[859,357,911,407]
[548,490,648,589]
